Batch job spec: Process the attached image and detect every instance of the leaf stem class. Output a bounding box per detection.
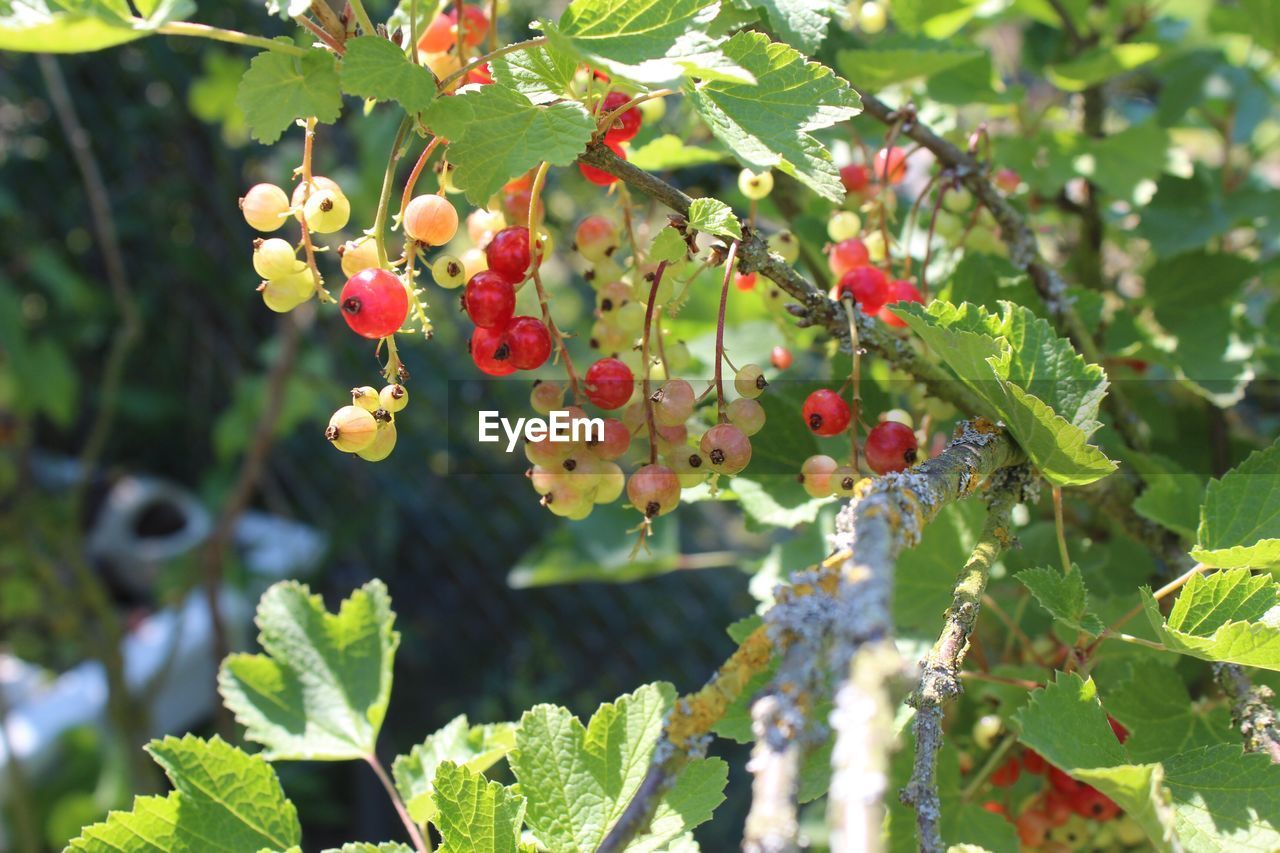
[346,0,377,37]
[714,242,739,422]
[1086,562,1209,654]
[374,116,415,268]
[400,136,442,222]
[642,262,670,465]
[841,296,862,472]
[436,36,550,91]
[157,22,310,56]
[365,754,428,852]
[1052,485,1073,573]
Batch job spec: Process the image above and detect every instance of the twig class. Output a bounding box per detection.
[366,753,429,852]
[345,0,376,36]
[901,474,1025,852]
[1053,485,1073,574]
[309,0,346,41]
[436,36,550,91]
[714,243,739,422]
[641,262,669,465]
[1214,664,1280,764]
[157,21,311,55]
[373,116,414,268]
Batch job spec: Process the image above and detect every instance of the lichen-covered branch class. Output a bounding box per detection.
[1214,663,1280,764]
[900,469,1029,852]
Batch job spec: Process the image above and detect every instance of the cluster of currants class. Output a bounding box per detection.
[325,383,408,462]
[458,224,553,375]
[241,176,351,312]
[415,3,490,91]
[579,86,644,186]
[971,715,1144,848]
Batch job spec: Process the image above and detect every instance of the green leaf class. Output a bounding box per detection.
[339,36,436,114]
[1161,744,1280,851]
[687,197,742,240]
[510,683,727,850]
[237,45,343,145]
[218,580,400,760]
[890,0,979,38]
[68,735,301,852]
[837,38,982,89]
[393,716,516,826]
[1193,440,1280,569]
[1107,664,1234,763]
[507,501,683,586]
[744,0,836,54]
[628,135,731,170]
[1142,569,1280,670]
[1145,251,1256,406]
[489,41,579,104]
[685,31,860,203]
[648,226,690,265]
[893,501,987,638]
[1126,452,1205,542]
[893,300,1116,486]
[1047,43,1162,91]
[0,0,191,52]
[433,762,526,853]
[422,86,593,204]
[323,845,414,853]
[1016,567,1105,635]
[546,0,752,85]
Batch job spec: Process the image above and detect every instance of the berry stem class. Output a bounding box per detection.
[642,261,671,465]
[294,15,346,53]
[1052,485,1073,574]
[345,0,377,37]
[373,115,414,269]
[619,184,644,270]
[381,334,404,385]
[714,241,739,423]
[1087,562,1209,654]
[399,135,442,222]
[527,161,584,402]
[408,0,418,64]
[919,183,948,298]
[841,296,863,473]
[436,36,549,91]
[903,170,942,278]
[156,21,312,56]
[297,118,332,303]
[595,89,674,140]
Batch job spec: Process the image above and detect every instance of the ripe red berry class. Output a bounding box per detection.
[470,325,515,376]
[874,145,908,184]
[735,271,757,291]
[580,140,625,186]
[1016,810,1051,847]
[340,269,409,339]
[981,801,1008,817]
[1068,785,1120,822]
[877,278,925,327]
[802,389,851,436]
[995,167,1021,193]
[990,757,1021,788]
[600,91,642,144]
[700,423,753,474]
[1022,749,1047,775]
[771,345,792,370]
[837,266,890,314]
[467,62,494,85]
[627,463,680,517]
[507,316,552,369]
[840,163,870,193]
[454,5,489,48]
[417,12,455,52]
[584,357,634,409]
[1108,717,1129,744]
[486,226,535,283]
[828,237,870,276]
[864,421,918,474]
[1048,766,1085,795]
[463,270,516,329]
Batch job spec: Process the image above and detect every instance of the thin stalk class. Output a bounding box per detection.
[157,21,311,55]
[295,15,345,52]
[714,242,740,422]
[373,116,415,268]
[842,296,862,472]
[346,0,377,36]
[527,162,583,401]
[1053,486,1073,574]
[365,754,428,852]
[596,89,675,139]
[1086,562,1209,654]
[641,262,671,465]
[296,118,332,302]
[437,36,549,91]
[399,136,442,221]
[960,732,1018,802]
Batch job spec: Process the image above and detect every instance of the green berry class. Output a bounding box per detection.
[253,238,305,279]
[351,385,381,412]
[738,168,774,200]
[380,383,408,413]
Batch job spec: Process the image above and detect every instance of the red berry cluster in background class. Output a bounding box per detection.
[465,225,552,376]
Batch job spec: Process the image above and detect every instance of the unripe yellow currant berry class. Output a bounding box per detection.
[430,254,467,288]
[260,269,316,313]
[734,364,767,399]
[241,183,290,232]
[593,461,625,504]
[461,247,488,279]
[253,238,305,279]
[340,237,381,277]
[291,175,342,210]
[827,210,862,242]
[403,194,459,245]
[326,405,378,452]
[738,168,774,200]
[380,383,408,413]
[530,381,566,415]
[859,1,887,33]
[303,189,351,234]
[864,230,887,263]
[351,385,381,412]
[768,231,800,264]
[665,340,691,372]
[943,187,973,213]
[972,714,1003,750]
[357,421,398,462]
[881,408,914,428]
[832,466,859,496]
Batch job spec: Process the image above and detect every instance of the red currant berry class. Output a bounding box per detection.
[627,463,680,517]
[507,316,552,370]
[802,389,851,437]
[417,12,455,52]
[1043,789,1074,826]
[828,237,870,276]
[995,167,1021,193]
[771,345,793,370]
[874,145,908,184]
[1068,786,1120,822]
[700,423,753,474]
[877,278,925,327]
[340,268,409,339]
[981,801,1007,818]
[467,62,494,85]
[588,418,632,460]
[463,270,516,329]
[1049,766,1085,795]
[454,5,489,47]
[580,140,625,186]
[486,225,535,283]
[574,215,619,262]
[470,326,516,376]
[734,271,757,291]
[584,357,634,409]
[600,91,642,144]
[1016,811,1051,847]
[1108,717,1129,744]
[990,757,1021,787]
[840,163,870,193]
[837,266,890,314]
[864,421,918,474]
[1022,749,1047,775]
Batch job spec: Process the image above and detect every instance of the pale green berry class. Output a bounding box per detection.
[340,237,380,277]
[738,168,774,200]
[530,381,565,415]
[734,364,767,399]
[881,408,913,428]
[972,714,1003,750]
[859,1,887,33]
[357,421,398,462]
[593,461,625,504]
[832,466,859,496]
[380,383,408,413]
[326,405,378,452]
[241,183,290,232]
[943,187,973,213]
[303,188,351,234]
[261,269,315,313]
[727,397,766,436]
[253,238,304,279]
[768,231,800,264]
[827,211,862,243]
[668,450,709,488]
[614,300,648,335]
[351,386,381,412]
[864,230,887,263]
[431,254,467,289]
[665,340,692,372]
